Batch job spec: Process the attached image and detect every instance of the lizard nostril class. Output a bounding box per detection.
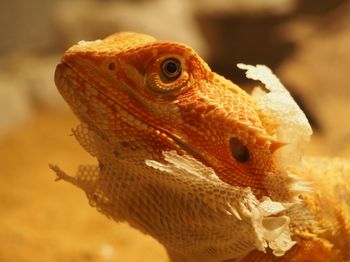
[108,62,116,70]
[229,137,250,163]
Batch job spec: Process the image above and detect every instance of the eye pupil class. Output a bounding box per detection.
[161,58,181,81]
[229,137,250,163]
[166,62,178,74]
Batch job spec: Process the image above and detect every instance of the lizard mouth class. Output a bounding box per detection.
[55,62,206,163]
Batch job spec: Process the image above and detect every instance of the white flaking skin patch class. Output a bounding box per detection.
[78,39,103,46]
[237,63,312,167]
[146,150,296,256]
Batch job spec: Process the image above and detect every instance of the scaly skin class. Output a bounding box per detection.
[55,32,292,201]
[53,32,350,261]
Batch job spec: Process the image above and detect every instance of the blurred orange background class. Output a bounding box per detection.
[1,0,350,261]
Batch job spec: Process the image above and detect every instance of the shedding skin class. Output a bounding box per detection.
[53,32,350,261]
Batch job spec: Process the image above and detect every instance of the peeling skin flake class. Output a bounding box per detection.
[237,63,312,166]
[147,150,220,182]
[250,198,296,256]
[78,39,103,46]
[146,151,296,257]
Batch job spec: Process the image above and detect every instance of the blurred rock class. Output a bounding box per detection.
[54,0,208,57]
[0,75,32,136]
[0,54,67,137]
[17,55,66,110]
[0,0,61,55]
[194,0,302,84]
[195,0,297,15]
[195,0,347,85]
[278,2,350,151]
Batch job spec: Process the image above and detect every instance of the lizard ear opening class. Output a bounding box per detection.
[230,137,250,163]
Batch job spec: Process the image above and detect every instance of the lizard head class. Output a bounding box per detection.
[55,32,295,201]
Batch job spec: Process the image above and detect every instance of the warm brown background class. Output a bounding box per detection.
[1,0,350,261]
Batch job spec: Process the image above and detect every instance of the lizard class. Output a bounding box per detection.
[51,32,350,261]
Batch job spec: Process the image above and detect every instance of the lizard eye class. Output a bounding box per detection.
[146,56,189,94]
[161,58,182,82]
[230,137,250,163]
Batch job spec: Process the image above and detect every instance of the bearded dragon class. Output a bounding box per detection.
[51,32,350,261]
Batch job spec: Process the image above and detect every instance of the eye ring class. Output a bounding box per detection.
[146,56,188,94]
[161,58,182,82]
[229,137,250,163]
